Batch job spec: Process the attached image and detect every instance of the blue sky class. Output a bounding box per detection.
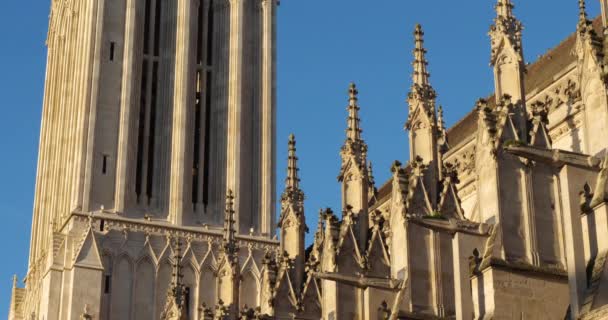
[0,0,599,314]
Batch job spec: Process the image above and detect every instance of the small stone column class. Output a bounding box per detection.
[114,0,142,214]
[225,0,246,230]
[259,0,278,236]
[169,0,198,224]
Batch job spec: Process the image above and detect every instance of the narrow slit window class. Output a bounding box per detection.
[102,155,108,175]
[99,219,105,232]
[202,71,213,206]
[104,275,111,294]
[185,287,191,315]
[110,42,115,61]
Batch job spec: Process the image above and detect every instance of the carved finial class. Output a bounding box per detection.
[311,209,325,250]
[322,208,337,224]
[490,0,523,65]
[412,24,431,88]
[12,275,18,289]
[286,134,300,190]
[496,0,515,19]
[530,101,549,125]
[476,98,489,111]
[579,0,589,27]
[437,105,448,153]
[368,162,375,187]
[391,160,403,174]
[317,209,324,230]
[346,83,363,142]
[437,106,446,132]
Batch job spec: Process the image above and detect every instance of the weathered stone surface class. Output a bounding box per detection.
[11,0,608,319]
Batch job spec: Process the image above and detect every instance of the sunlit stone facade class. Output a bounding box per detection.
[10,0,608,319]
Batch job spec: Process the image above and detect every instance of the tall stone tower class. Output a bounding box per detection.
[12,0,278,319]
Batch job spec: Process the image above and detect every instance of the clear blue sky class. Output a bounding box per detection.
[0,0,599,313]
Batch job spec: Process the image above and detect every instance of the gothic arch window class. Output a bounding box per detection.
[135,0,164,205]
[193,0,216,208]
[198,265,218,310]
[155,260,172,317]
[182,264,197,317]
[134,257,155,320]
[240,270,259,308]
[110,255,133,318]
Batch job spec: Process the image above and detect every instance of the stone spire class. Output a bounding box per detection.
[577,0,603,46]
[216,190,240,317]
[279,134,307,292]
[338,83,370,250]
[412,24,431,90]
[346,83,363,143]
[406,24,436,129]
[280,134,305,220]
[339,83,368,179]
[160,240,187,320]
[579,0,589,29]
[285,134,301,191]
[223,190,238,255]
[406,23,437,127]
[405,23,442,181]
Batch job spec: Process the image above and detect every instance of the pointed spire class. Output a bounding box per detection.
[223,190,238,254]
[412,24,431,88]
[12,275,18,289]
[285,134,300,190]
[280,134,305,224]
[346,83,363,142]
[575,0,606,71]
[407,23,436,129]
[340,83,368,181]
[160,239,187,319]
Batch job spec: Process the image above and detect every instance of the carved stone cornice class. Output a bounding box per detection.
[69,212,279,252]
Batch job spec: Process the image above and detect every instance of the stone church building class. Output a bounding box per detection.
[9,0,608,319]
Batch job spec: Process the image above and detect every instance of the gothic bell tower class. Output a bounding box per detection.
[30,0,277,252]
[18,0,278,318]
